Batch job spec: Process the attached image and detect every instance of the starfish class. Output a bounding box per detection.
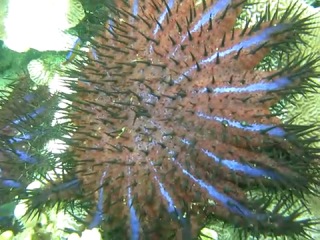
[0,0,319,239]
[0,77,57,204]
[63,0,319,238]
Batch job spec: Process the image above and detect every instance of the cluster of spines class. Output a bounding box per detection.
[60,1,316,238]
[0,76,81,223]
[0,0,319,239]
[65,0,320,238]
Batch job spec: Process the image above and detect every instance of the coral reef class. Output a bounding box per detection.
[27,53,66,86]
[0,0,320,239]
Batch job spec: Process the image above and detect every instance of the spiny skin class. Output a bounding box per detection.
[0,77,58,205]
[60,0,320,239]
[1,0,320,239]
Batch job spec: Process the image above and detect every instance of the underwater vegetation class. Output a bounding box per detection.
[0,0,320,239]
